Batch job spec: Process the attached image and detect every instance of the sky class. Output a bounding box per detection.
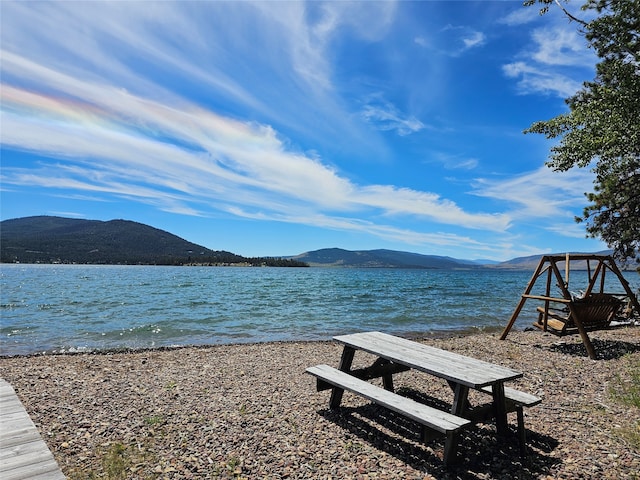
[0,1,609,261]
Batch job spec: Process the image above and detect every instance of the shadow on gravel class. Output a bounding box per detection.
[537,338,640,360]
[318,392,560,479]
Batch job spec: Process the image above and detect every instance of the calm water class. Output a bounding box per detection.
[1,264,638,356]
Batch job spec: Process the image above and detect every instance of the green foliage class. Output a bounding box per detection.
[609,357,640,451]
[102,442,131,479]
[144,415,165,426]
[524,0,640,262]
[67,440,160,479]
[610,359,640,409]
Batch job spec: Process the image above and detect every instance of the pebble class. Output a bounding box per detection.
[1,328,639,478]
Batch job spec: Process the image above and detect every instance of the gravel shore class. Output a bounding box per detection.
[1,328,639,479]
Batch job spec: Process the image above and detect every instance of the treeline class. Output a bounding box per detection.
[1,250,307,267]
[184,256,308,268]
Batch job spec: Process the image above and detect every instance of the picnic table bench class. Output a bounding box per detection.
[306,331,541,465]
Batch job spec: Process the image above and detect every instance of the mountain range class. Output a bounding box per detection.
[0,216,305,266]
[0,215,626,269]
[289,248,484,269]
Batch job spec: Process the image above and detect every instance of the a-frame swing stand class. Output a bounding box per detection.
[500,254,640,359]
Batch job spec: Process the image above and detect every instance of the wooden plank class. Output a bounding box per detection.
[0,379,66,480]
[523,294,571,303]
[341,331,516,376]
[316,361,410,391]
[0,428,43,450]
[480,386,541,408]
[533,318,567,332]
[334,331,522,388]
[306,364,471,433]
[0,438,52,460]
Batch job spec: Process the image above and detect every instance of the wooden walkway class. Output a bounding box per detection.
[0,379,66,479]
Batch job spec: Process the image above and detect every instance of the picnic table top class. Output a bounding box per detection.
[334,331,522,389]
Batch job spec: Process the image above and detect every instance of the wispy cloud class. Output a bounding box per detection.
[502,15,596,97]
[432,152,479,171]
[472,166,594,219]
[49,211,89,219]
[421,24,486,56]
[530,28,595,68]
[414,36,429,48]
[361,97,426,136]
[462,31,486,49]
[1,1,604,259]
[498,7,540,26]
[1,63,510,239]
[546,222,589,239]
[502,61,583,97]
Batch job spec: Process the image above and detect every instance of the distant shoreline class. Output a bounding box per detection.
[3,260,640,272]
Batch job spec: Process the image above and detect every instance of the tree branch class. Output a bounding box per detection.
[555,0,589,27]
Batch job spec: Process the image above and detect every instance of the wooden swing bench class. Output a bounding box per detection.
[533,293,623,336]
[500,254,640,359]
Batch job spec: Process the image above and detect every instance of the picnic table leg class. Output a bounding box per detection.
[448,381,471,417]
[442,431,459,466]
[445,383,468,466]
[377,358,395,392]
[517,407,527,458]
[329,346,356,408]
[492,383,508,435]
[450,383,470,417]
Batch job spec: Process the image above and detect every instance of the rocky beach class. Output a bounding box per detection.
[1,328,639,479]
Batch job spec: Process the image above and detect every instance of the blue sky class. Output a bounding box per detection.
[1,1,607,261]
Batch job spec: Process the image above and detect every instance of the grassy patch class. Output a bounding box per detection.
[103,442,131,479]
[66,441,159,480]
[609,357,640,451]
[144,414,165,426]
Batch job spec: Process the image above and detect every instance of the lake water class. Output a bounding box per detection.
[1,264,638,356]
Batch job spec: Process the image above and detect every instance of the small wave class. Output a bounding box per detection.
[0,303,23,309]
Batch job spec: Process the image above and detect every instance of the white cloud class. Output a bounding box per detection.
[1,68,510,242]
[414,24,485,56]
[6,1,512,249]
[472,166,595,219]
[546,222,589,239]
[502,61,583,97]
[0,0,394,160]
[414,36,429,47]
[3,0,597,260]
[228,206,495,250]
[361,106,425,136]
[452,158,479,170]
[361,97,426,136]
[498,7,540,26]
[502,18,596,98]
[463,31,486,49]
[49,211,88,219]
[441,25,486,55]
[433,152,479,171]
[531,28,594,67]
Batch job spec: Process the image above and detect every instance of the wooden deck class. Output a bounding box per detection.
[0,379,66,480]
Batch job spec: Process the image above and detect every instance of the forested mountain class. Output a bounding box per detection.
[292,248,637,270]
[290,248,482,269]
[0,216,306,266]
[3,216,629,270]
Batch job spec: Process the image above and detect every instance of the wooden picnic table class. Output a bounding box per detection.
[307,331,540,464]
[330,331,523,434]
